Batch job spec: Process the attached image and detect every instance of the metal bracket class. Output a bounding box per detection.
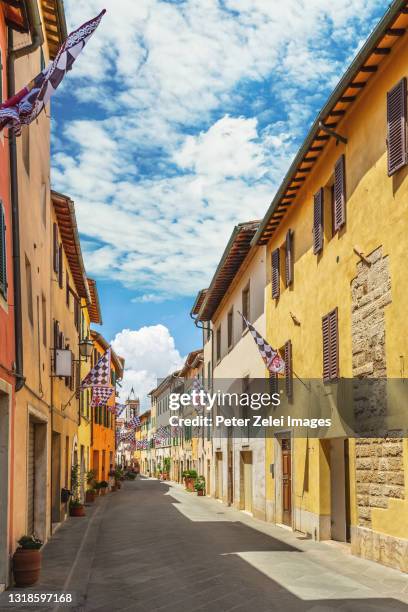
[318,121,348,145]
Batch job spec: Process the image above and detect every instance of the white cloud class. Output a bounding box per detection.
[131,294,168,304]
[54,0,384,299]
[111,325,184,407]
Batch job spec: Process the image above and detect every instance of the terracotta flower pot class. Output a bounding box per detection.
[111,485,117,492]
[85,490,95,503]
[13,549,41,587]
[185,477,195,492]
[197,489,205,496]
[69,504,85,517]
[100,488,106,496]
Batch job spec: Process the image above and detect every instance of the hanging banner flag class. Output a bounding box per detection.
[0,9,106,136]
[192,376,207,415]
[125,416,141,429]
[154,426,169,441]
[91,386,114,408]
[80,347,111,389]
[239,312,285,374]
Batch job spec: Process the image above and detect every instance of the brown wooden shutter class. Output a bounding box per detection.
[269,372,278,395]
[58,245,63,288]
[387,77,407,176]
[285,230,293,287]
[271,248,280,299]
[53,223,59,274]
[284,340,293,399]
[0,203,7,299]
[322,314,330,382]
[313,188,324,254]
[322,308,338,382]
[334,155,346,232]
[329,308,339,380]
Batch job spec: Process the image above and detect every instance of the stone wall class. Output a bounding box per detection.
[351,247,404,529]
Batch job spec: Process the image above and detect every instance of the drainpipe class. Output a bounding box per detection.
[8,0,44,391]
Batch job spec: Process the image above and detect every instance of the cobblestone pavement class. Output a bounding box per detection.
[2,478,408,612]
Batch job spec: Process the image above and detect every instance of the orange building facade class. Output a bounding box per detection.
[90,331,124,483]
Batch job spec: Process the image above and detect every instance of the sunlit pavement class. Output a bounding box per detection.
[2,477,408,611]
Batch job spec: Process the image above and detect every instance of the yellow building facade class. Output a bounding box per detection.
[253,0,408,572]
[77,279,102,500]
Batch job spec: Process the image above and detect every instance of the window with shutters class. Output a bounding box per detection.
[387,77,407,176]
[66,274,70,307]
[216,326,221,363]
[0,202,7,300]
[58,245,63,288]
[269,372,278,395]
[285,230,293,287]
[313,189,324,254]
[333,155,346,232]
[271,247,280,299]
[53,223,59,274]
[25,255,33,325]
[227,307,234,349]
[242,282,250,330]
[41,294,46,347]
[284,340,293,399]
[322,308,339,382]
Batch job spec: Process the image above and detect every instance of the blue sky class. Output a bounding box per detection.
[52,0,385,401]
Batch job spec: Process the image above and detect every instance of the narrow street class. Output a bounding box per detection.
[2,478,408,612]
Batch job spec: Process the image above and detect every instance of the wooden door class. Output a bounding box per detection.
[27,422,35,535]
[282,438,292,526]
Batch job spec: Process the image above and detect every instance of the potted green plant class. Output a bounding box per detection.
[114,467,123,489]
[69,464,85,516]
[183,469,197,492]
[85,469,97,503]
[13,535,42,587]
[194,476,206,496]
[125,471,136,480]
[99,480,109,495]
[162,457,170,481]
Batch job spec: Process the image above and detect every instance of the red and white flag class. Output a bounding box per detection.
[239,312,285,374]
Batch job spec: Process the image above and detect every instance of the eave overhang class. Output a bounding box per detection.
[51,190,91,304]
[253,0,408,246]
[197,220,260,321]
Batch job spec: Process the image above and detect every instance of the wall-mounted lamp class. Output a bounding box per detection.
[79,336,94,360]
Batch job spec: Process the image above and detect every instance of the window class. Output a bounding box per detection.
[271,248,280,299]
[387,77,407,176]
[58,245,63,288]
[41,294,47,346]
[285,230,293,287]
[53,223,59,274]
[284,340,293,399]
[22,126,30,175]
[333,155,346,232]
[0,202,7,299]
[74,299,80,332]
[313,188,324,255]
[216,326,221,363]
[66,275,70,307]
[227,308,234,349]
[242,283,250,328]
[322,308,339,382]
[25,256,33,325]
